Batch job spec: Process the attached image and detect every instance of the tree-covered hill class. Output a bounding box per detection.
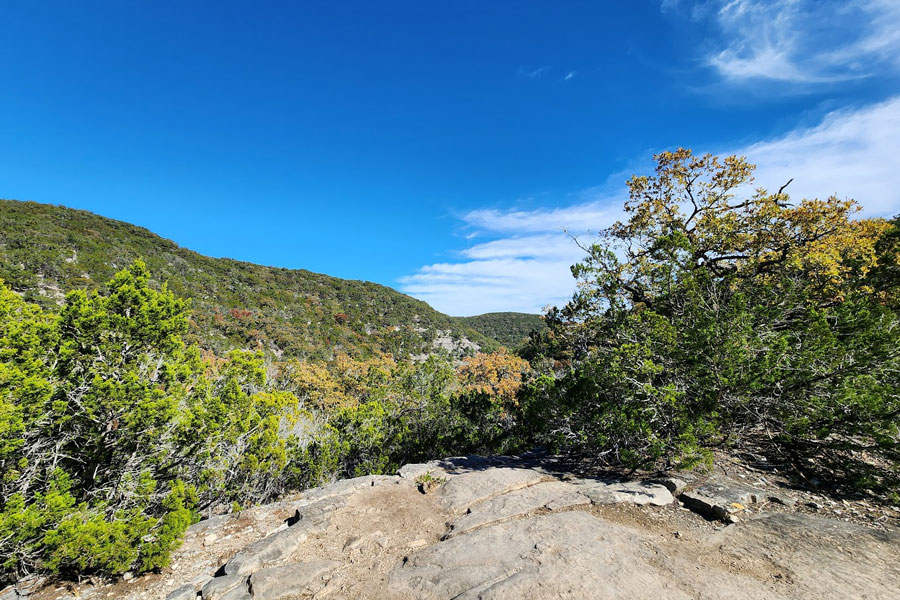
[0,199,497,360]
[455,312,545,349]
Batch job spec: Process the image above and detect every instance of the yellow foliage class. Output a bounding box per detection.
[615,148,889,304]
[275,352,398,410]
[457,351,531,407]
[332,352,396,398]
[276,359,354,409]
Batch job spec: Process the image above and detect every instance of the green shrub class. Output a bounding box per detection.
[524,150,900,484]
[0,260,527,581]
[0,263,302,580]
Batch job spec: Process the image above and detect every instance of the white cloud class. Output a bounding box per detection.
[680,0,900,83]
[737,97,900,217]
[401,96,900,316]
[400,200,623,315]
[400,256,582,316]
[461,234,582,261]
[517,66,551,79]
[564,71,577,81]
[464,202,618,234]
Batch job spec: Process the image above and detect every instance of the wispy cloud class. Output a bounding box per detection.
[516,66,582,82]
[401,96,900,316]
[463,202,618,234]
[669,0,900,84]
[400,200,624,315]
[659,0,682,12]
[735,96,900,217]
[517,66,551,79]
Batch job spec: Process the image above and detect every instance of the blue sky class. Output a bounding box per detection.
[2,1,899,315]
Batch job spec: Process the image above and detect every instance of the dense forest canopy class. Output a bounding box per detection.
[0,200,498,360]
[454,312,545,349]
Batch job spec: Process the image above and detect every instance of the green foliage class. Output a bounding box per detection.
[0,199,497,361]
[865,215,900,309]
[414,471,445,484]
[0,261,525,582]
[184,350,300,507]
[522,308,716,470]
[50,261,198,507]
[525,150,900,487]
[0,280,57,484]
[0,263,307,580]
[283,354,525,490]
[454,312,545,349]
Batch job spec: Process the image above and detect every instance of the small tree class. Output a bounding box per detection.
[526,149,899,480]
[1,261,201,577]
[457,351,531,410]
[0,262,303,579]
[184,349,300,509]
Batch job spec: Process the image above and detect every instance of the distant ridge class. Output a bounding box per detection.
[0,199,499,360]
[455,312,545,349]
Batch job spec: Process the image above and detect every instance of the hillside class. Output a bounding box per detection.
[0,199,498,360]
[455,312,545,348]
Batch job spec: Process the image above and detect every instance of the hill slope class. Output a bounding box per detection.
[455,312,545,349]
[0,199,497,359]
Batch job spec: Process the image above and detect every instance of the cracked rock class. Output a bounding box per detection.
[446,480,588,537]
[437,468,548,514]
[571,479,674,506]
[222,511,331,576]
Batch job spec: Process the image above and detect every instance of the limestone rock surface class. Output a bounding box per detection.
[709,512,900,599]
[20,455,900,600]
[247,560,341,599]
[437,467,548,513]
[571,478,674,506]
[446,480,588,537]
[392,511,688,599]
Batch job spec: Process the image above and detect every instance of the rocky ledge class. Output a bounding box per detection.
[9,455,900,600]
